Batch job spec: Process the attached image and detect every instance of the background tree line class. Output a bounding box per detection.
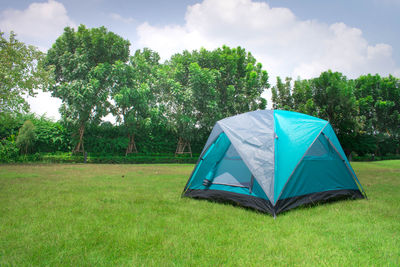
[1,25,399,162]
[271,71,400,157]
[1,25,268,160]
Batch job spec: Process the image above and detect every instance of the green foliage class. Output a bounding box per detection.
[312,71,359,137]
[355,74,400,154]
[0,113,205,159]
[292,79,316,115]
[188,62,219,133]
[45,25,130,153]
[271,77,293,110]
[0,113,71,153]
[0,112,23,139]
[270,71,399,156]
[33,116,71,152]
[16,120,36,154]
[27,152,197,164]
[160,63,197,142]
[110,48,161,153]
[164,46,269,142]
[0,31,54,114]
[82,120,204,155]
[83,122,128,154]
[353,153,400,161]
[0,136,19,162]
[2,23,397,158]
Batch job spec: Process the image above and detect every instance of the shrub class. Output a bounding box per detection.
[0,136,19,163]
[16,120,36,154]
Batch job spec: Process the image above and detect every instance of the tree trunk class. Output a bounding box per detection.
[375,141,380,157]
[175,137,192,157]
[73,123,85,154]
[125,133,138,155]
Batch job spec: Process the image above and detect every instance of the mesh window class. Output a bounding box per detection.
[212,144,252,188]
[224,143,242,159]
[304,135,330,159]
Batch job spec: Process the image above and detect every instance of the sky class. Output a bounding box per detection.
[1,0,399,121]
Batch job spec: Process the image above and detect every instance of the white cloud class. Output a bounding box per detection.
[0,0,75,51]
[137,0,399,80]
[110,13,135,24]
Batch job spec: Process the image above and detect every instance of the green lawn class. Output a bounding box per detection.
[0,161,399,266]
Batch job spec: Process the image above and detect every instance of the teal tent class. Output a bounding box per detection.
[182,110,366,216]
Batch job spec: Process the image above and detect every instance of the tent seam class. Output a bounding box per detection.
[321,132,368,199]
[182,130,224,194]
[274,122,329,205]
[272,110,276,205]
[218,116,275,203]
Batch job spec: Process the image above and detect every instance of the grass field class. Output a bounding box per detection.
[0,161,399,266]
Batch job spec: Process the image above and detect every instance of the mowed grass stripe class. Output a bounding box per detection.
[0,162,399,266]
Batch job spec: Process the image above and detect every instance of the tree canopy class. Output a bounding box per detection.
[0,31,53,114]
[45,25,130,153]
[163,46,269,153]
[271,70,400,156]
[110,48,161,154]
[16,120,36,154]
[1,24,399,159]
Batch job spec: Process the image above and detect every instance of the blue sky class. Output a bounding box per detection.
[1,0,399,120]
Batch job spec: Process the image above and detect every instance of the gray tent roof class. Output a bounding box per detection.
[201,110,275,202]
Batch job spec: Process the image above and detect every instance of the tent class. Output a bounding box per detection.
[182,110,366,216]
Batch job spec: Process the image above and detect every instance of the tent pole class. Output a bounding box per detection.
[182,133,224,195]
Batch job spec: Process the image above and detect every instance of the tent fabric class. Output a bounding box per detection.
[217,110,275,201]
[182,110,366,216]
[212,144,253,188]
[185,132,231,190]
[200,123,224,155]
[274,189,364,215]
[184,189,274,214]
[321,124,364,189]
[273,110,328,203]
[279,134,360,199]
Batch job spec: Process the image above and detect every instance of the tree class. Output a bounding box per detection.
[354,74,382,155]
[192,46,268,118]
[292,79,316,116]
[158,63,197,156]
[188,62,219,133]
[271,76,293,110]
[375,75,400,140]
[271,71,360,156]
[45,25,130,154]
[354,74,381,135]
[371,75,400,154]
[310,71,360,155]
[110,48,160,155]
[271,77,316,115]
[164,46,269,154]
[16,120,36,154]
[0,31,53,114]
[354,74,400,155]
